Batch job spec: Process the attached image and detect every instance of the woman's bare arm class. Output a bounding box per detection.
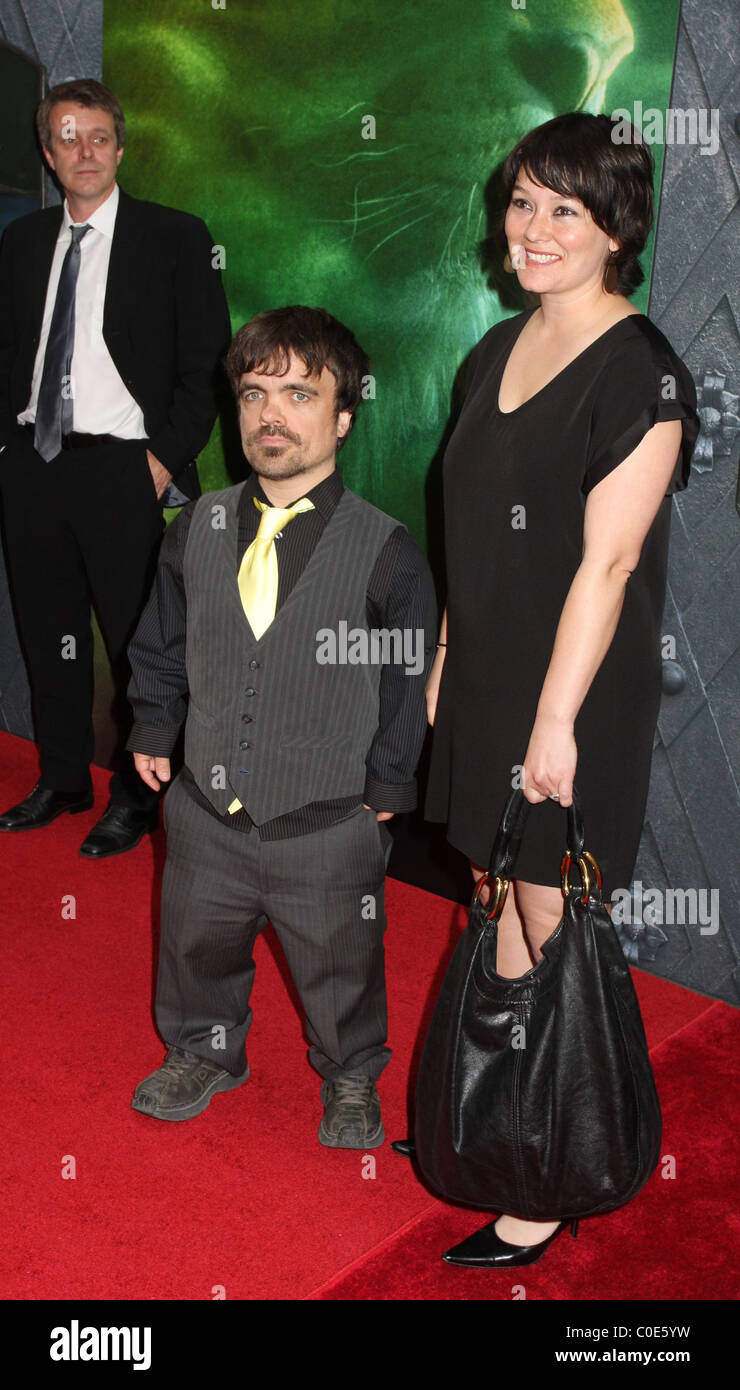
[522,418,683,805]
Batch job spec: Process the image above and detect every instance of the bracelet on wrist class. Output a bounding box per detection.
[436,641,447,648]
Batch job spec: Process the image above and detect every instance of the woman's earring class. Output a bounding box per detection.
[603,259,619,293]
[504,244,524,274]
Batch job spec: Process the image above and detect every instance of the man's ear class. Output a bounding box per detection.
[336,409,353,441]
[116,146,124,167]
[41,145,56,174]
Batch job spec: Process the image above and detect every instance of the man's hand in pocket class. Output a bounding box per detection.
[146,448,172,500]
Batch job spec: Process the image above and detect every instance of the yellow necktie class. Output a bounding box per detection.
[237,495,315,639]
[229,495,315,814]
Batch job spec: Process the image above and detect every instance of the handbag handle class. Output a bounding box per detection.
[474,784,600,917]
[487,784,585,879]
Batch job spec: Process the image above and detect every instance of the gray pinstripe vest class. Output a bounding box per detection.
[182,481,400,822]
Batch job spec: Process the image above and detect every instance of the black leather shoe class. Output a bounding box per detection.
[391,1138,416,1157]
[132,1046,250,1121]
[318,1074,384,1149]
[79,801,158,858]
[0,781,93,830]
[442,1216,580,1268]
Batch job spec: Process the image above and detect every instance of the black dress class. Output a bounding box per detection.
[425,309,700,895]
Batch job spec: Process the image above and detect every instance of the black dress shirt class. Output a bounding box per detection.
[127,469,437,838]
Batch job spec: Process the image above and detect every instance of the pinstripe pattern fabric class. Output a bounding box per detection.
[182,482,400,820]
[126,467,438,831]
[156,772,394,1080]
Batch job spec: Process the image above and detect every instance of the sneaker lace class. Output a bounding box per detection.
[162,1047,202,1079]
[331,1075,374,1108]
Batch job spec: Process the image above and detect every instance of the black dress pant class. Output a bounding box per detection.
[0,429,164,806]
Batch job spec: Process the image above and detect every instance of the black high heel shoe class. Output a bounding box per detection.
[390,1138,416,1157]
[442,1215,580,1268]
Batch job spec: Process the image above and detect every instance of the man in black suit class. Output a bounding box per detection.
[0,79,230,856]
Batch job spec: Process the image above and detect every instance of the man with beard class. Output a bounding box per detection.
[127,306,437,1147]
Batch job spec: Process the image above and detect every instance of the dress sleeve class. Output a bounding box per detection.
[582,332,700,497]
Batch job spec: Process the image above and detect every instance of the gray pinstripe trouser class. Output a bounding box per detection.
[155,772,394,1081]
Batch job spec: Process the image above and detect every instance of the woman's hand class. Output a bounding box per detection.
[521,714,577,806]
[426,645,446,725]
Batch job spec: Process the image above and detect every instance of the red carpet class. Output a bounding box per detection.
[0,731,736,1301]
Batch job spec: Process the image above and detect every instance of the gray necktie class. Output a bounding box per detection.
[34,223,91,461]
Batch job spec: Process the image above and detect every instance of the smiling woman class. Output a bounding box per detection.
[422,110,700,1265]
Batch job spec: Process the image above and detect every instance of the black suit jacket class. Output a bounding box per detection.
[0,187,232,500]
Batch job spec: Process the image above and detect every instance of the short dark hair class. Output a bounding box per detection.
[225,306,370,451]
[36,79,126,151]
[500,112,654,295]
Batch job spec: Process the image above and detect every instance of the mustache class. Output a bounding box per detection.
[248,424,302,445]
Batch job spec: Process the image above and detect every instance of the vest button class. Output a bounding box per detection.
[241,714,252,723]
[249,659,260,670]
[239,740,251,751]
[245,687,256,696]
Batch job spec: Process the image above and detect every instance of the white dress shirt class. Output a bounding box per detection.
[18,183,147,439]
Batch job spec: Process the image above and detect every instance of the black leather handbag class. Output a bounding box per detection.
[414,785,662,1220]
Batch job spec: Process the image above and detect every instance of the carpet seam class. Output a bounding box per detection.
[303,1199,440,1299]
[647,997,731,1058]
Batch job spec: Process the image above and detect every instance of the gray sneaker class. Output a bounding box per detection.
[318,1074,384,1149]
[131,1046,249,1122]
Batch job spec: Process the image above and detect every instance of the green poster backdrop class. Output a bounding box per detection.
[103,0,681,552]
